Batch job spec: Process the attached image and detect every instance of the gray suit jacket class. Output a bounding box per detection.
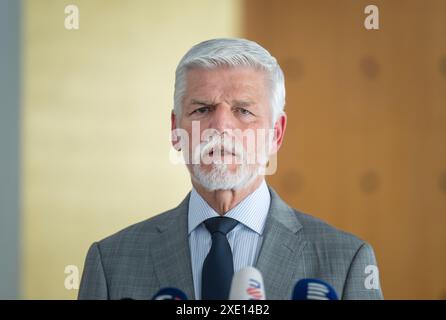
[78,187,383,300]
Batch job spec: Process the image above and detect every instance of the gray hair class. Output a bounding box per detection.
[173,38,285,123]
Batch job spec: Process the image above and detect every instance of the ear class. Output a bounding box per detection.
[171,111,181,151]
[270,113,287,154]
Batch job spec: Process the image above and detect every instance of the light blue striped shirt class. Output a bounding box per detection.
[188,180,271,300]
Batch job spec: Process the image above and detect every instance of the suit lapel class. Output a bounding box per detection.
[255,187,307,299]
[150,194,196,299]
[149,187,307,300]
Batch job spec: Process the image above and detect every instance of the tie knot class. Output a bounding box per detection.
[204,217,238,236]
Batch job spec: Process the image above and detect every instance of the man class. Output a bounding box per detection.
[78,38,383,300]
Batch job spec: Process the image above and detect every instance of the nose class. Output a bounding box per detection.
[207,104,234,134]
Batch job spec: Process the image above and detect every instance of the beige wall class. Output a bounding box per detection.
[22,0,241,299]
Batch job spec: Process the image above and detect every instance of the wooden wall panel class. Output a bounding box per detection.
[244,0,446,299]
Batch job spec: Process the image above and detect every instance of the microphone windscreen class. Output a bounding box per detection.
[152,287,188,300]
[229,266,266,300]
[292,279,338,300]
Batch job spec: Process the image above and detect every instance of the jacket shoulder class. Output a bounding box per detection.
[294,209,368,251]
[97,206,181,249]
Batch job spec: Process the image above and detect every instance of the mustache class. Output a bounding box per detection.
[193,135,245,164]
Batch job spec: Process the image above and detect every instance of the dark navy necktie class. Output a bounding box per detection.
[201,216,238,300]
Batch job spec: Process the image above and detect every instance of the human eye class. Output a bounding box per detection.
[192,106,211,115]
[236,107,254,116]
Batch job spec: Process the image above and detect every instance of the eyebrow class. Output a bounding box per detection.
[189,99,216,106]
[187,99,256,113]
[232,100,255,108]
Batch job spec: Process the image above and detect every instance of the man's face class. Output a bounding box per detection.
[172,66,285,191]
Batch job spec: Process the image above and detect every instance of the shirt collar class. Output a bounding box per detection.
[188,180,271,235]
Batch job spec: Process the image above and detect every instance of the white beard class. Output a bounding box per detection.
[191,162,258,191]
[188,133,260,191]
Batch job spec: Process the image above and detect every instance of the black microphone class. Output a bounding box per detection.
[292,279,339,300]
[152,287,188,300]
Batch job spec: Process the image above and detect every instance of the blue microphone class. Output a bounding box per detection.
[152,288,188,300]
[292,279,339,300]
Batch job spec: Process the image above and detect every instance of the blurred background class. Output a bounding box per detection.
[0,0,445,299]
